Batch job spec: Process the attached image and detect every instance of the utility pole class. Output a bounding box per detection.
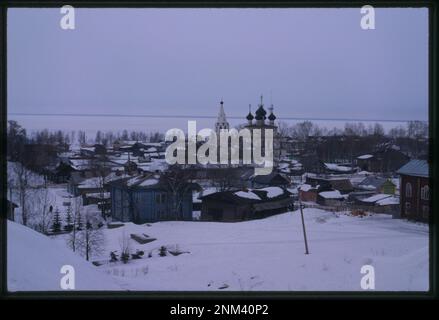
[298,198,309,255]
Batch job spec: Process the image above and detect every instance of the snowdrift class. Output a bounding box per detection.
[7,221,122,291]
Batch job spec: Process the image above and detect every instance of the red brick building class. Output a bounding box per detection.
[397,160,429,222]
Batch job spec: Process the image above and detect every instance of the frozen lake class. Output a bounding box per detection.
[8,114,412,137]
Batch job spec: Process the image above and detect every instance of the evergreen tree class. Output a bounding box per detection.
[51,208,62,233]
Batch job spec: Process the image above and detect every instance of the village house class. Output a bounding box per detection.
[278,160,304,177]
[356,176,396,194]
[199,187,293,221]
[109,173,199,223]
[396,159,429,222]
[305,176,354,194]
[316,190,345,206]
[356,144,410,173]
[79,144,106,157]
[353,193,399,214]
[242,171,291,189]
[298,184,319,202]
[323,162,357,174]
[48,161,77,183]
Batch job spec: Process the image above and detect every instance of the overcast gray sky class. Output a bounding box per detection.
[8,8,428,122]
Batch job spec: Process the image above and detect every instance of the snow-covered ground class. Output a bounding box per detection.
[7,221,123,291]
[9,208,427,292]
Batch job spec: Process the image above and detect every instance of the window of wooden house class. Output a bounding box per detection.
[155,193,167,204]
[422,205,429,219]
[405,183,412,198]
[421,185,429,200]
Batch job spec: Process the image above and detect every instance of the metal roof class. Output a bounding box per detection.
[358,176,387,188]
[396,160,429,178]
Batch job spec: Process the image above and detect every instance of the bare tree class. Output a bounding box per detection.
[212,168,237,192]
[67,196,83,252]
[76,212,105,261]
[78,130,87,146]
[389,125,407,139]
[407,120,428,139]
[12,162,33,226]
[277,121,292,139]
[160,165,196,220]
[31,186,55,234]
[119,230,131,264]
[90,157,110,219]
[7,120,27,162]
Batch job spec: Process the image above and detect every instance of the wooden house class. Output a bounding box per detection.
[396,160,429,222]
[49,162,77,183]
[200,187,293,221]
[246,171,291,189]
[298,184,319,203]
[109,174,199,223]
[357,176,396,195]
[357,145,410,173]
[317,190,345,206]
[305,176,353,194]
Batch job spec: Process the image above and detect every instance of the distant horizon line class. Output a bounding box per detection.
[7,112,428,123]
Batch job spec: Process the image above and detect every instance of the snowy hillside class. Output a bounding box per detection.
[8,208,429,291]
[63,209,429,291]
[7,221,122,291]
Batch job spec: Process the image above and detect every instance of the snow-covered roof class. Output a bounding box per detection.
[376,196,399,206]
[69,158,92,170]
[397,160,429,178]
[279,162,290,169]
[199,187,218,198]
[299,184,314,192]
[85,192,111,199]
[138,178,159,187]
[259,187,284,198]
[357,154,374,160]
[319,190,343,199]
[324,163,352,172]
[234,191,261,200]
[358,176,387,189]
[78,177,103,188]
[362,193,392,203]
[126,175,159,187]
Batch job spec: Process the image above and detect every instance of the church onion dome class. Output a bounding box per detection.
[255,105,267,120]
[268,112,276,121]
[246,112,254,120]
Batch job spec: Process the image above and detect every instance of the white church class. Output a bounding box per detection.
[213,96,281,164]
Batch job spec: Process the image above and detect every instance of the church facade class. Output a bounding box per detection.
[213,96,281,166]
